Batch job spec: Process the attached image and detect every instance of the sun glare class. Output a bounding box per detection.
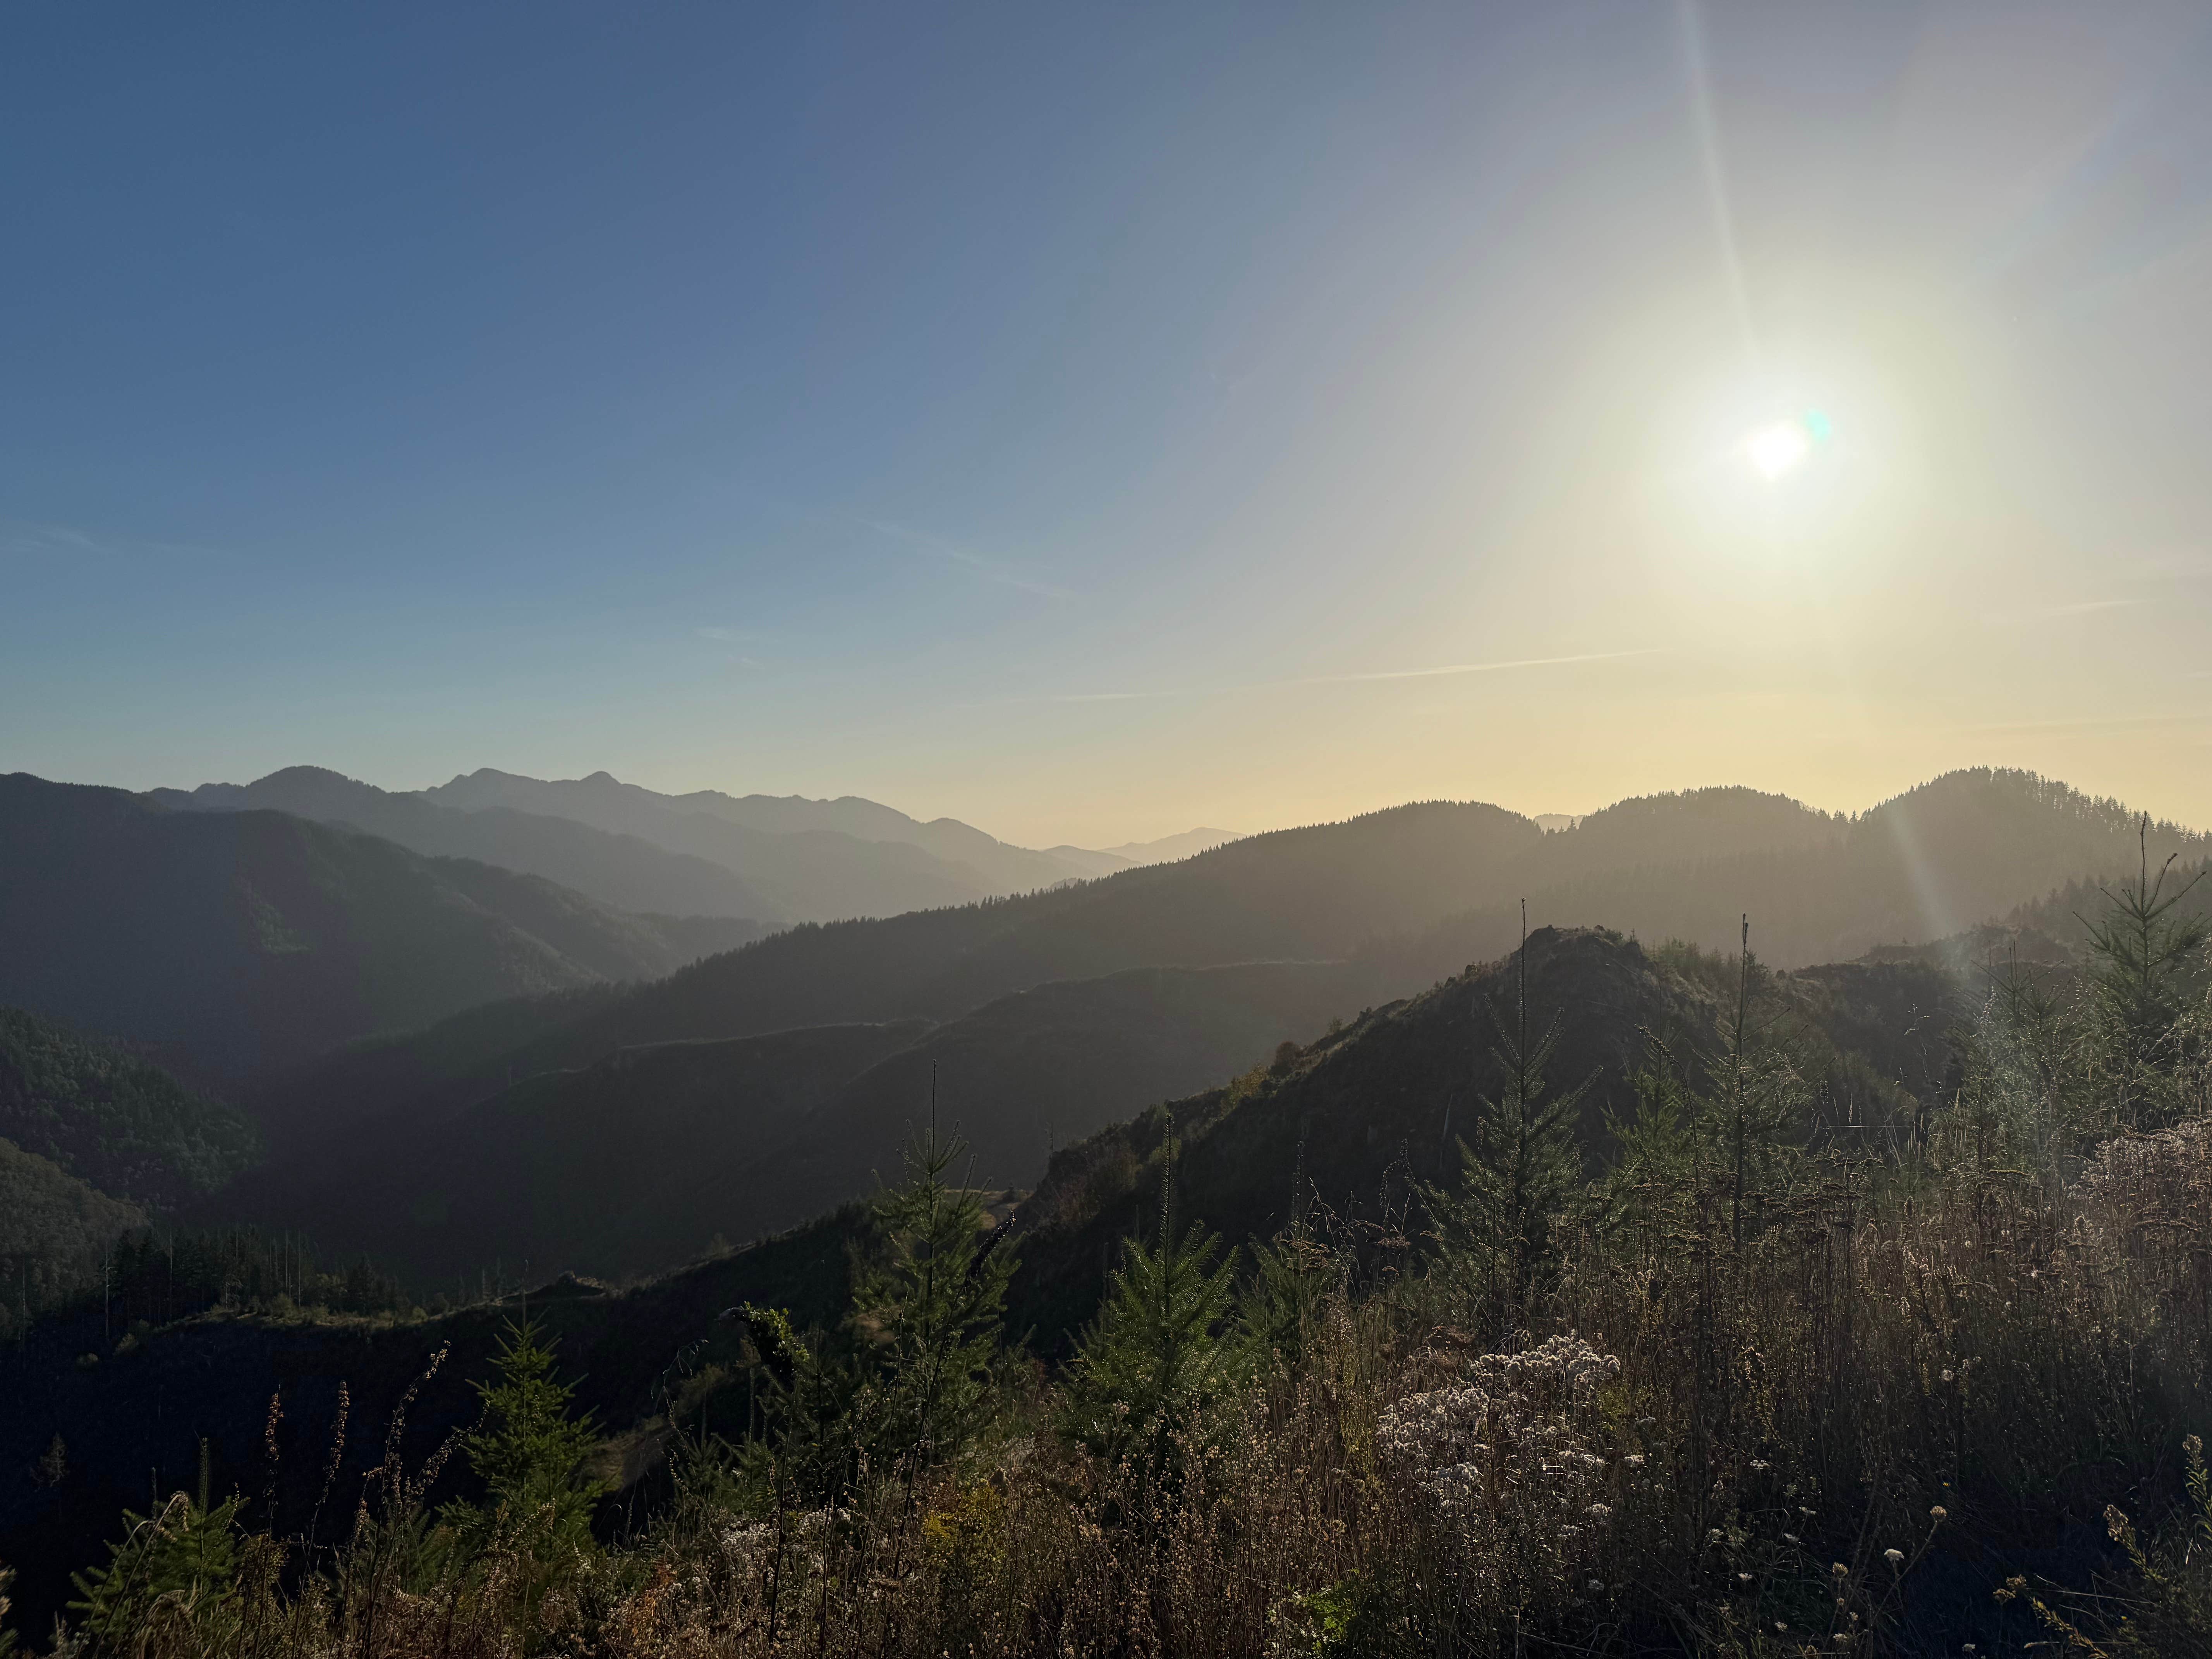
[1744,418,1811,481]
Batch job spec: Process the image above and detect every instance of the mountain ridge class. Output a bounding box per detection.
[0,774,761,1082]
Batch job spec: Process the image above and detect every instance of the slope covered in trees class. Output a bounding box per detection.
[0,1008,259,1212]
[221,961,1373,1283]
[0,1139,147,1340]
[243,799,1553,1137]
[1005,927,1962,1345]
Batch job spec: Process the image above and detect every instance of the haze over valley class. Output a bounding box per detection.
[8,5,2212,1653]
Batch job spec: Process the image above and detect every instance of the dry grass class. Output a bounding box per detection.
[44,1110,2212,1658]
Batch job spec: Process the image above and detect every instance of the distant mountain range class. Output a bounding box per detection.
[1373,771,2211,982]
[209,768,2205,1282]
[1040,828,1246,876]
[153,766,1245,925]
[5,761,2204,1293]
[0,774,761,1082]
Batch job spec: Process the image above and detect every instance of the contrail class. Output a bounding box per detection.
[1050,649,1660,704]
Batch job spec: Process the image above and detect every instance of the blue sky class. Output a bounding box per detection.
[7,3,2212,844]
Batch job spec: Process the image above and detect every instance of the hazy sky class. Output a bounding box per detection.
[7,3,2212,847]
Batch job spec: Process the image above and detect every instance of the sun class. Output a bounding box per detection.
[1744,418,1811,481]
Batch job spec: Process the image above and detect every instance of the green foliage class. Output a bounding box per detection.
[1426,911,1597,1326]
[0,1138,144,1336]
[847,1123,1019,1478]
[1705,923,1810,1245]
[737,1125,1019,1509]
[1944,838,2212,1183]
[0,1007,277,1337]
[443,1317,608,1571]
[1286,1573,1416,1659]
[1061,1168,1240,1488]
[1239,1224,1333,1369]
[2081,821,2210,1130]
[1948,952,2090,1188]
[68,1491,247,1650]
[740,1310,869,1504]
[0,1005,260,1211]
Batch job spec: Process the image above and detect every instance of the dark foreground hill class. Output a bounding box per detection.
[221,960,1376,1285]
[0,1207,872,1638]
[0,774,761,1082]
[1005,927,1961,1345]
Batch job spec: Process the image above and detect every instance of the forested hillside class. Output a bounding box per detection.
[223,960,1375,1283]
[245,799,1549,1139]
[1006,927,1961,1345]
[0,1140,146,1340]
[0,1007,259,1211]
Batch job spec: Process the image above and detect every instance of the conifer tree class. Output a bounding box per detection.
[1709,917,1803,1246]
[738,1117,1017,1509]
[2082,817,2208,1130]
[1594,1037,1700,1245]
[1240,1217,1333,1370]
[1429,906,1595,1326]
[847,1117,1018,1482]
[1061,1159,1238,1493]
[735,1303,869,1506]
[442,1317,608,1583]
[1949,950,2088,1194]
[68,1491,247,1648]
